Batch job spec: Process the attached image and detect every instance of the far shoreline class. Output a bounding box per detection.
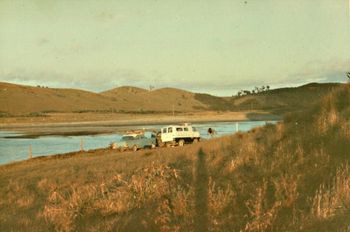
[0,111,281,137]
[0,111,281,127]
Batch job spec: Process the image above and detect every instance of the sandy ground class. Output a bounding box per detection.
[0,111,281,136]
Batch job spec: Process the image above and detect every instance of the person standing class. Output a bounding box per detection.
[207,127,216,137]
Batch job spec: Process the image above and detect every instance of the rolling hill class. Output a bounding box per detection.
[0,81,343,116]
[0,82,118,115]
[100,86,206,112]
[195,82,342,114]
[228,82,342,114]
[0,83,207,115]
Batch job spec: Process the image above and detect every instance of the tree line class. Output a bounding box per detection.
[236,85,270,97]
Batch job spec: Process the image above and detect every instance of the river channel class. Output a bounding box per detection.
[0,121,277,165]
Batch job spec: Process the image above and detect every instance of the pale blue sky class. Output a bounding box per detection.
[0,0,349,95]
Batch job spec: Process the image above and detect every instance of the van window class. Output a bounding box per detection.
[184,127,189,131]
[162,128,167,133]
[176,127,183,131]
[193,127,197,131]
[168,127,173,133]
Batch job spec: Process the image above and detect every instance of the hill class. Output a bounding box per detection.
[100,86,207,112]
[195,82,342,114]
[100,86,149,96]
[230,82,342,114]
[0,82,207,115]
[0,81,343,116]
[0,82,119,115]
[0,84,349,231]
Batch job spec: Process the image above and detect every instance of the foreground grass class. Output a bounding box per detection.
[1,85,350,231]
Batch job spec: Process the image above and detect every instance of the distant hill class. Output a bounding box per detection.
[100,86,206,112]
[0,81,343,116]
[101,86,149,97]
[195,82,342,114]
[0,82,118,115]
[0,82,207,115]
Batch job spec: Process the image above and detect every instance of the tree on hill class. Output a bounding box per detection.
[236,85,270,96]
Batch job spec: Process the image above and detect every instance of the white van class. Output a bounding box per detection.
[158,123,200,146]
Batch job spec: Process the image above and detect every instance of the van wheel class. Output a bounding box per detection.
[166,143,172,147]
[132,145,138,152]
[178,139,185,147]
[193,138,199,143]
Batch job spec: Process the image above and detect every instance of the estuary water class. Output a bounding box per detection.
[0,121,276,165]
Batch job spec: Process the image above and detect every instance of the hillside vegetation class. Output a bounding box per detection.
[0,82,341,116]
[0,84,349,231]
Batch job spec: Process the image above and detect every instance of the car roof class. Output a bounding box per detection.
[122,133,141,137]
[122,130,145,137]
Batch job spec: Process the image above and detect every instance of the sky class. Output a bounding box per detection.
[0,0,349,96]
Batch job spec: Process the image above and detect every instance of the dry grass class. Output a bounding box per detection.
[311,164,350,219]
[0,84,350,231]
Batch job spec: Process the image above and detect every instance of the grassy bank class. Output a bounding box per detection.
[0,85,349,231]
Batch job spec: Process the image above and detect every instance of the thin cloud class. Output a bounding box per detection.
[287,58,350,84]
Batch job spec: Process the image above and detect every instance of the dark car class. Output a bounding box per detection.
[116,133,156,152]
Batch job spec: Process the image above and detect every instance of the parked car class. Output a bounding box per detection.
[115,132,156,152]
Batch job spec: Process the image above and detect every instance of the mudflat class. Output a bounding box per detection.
[0,111,280,137]
[0,110,279,127]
